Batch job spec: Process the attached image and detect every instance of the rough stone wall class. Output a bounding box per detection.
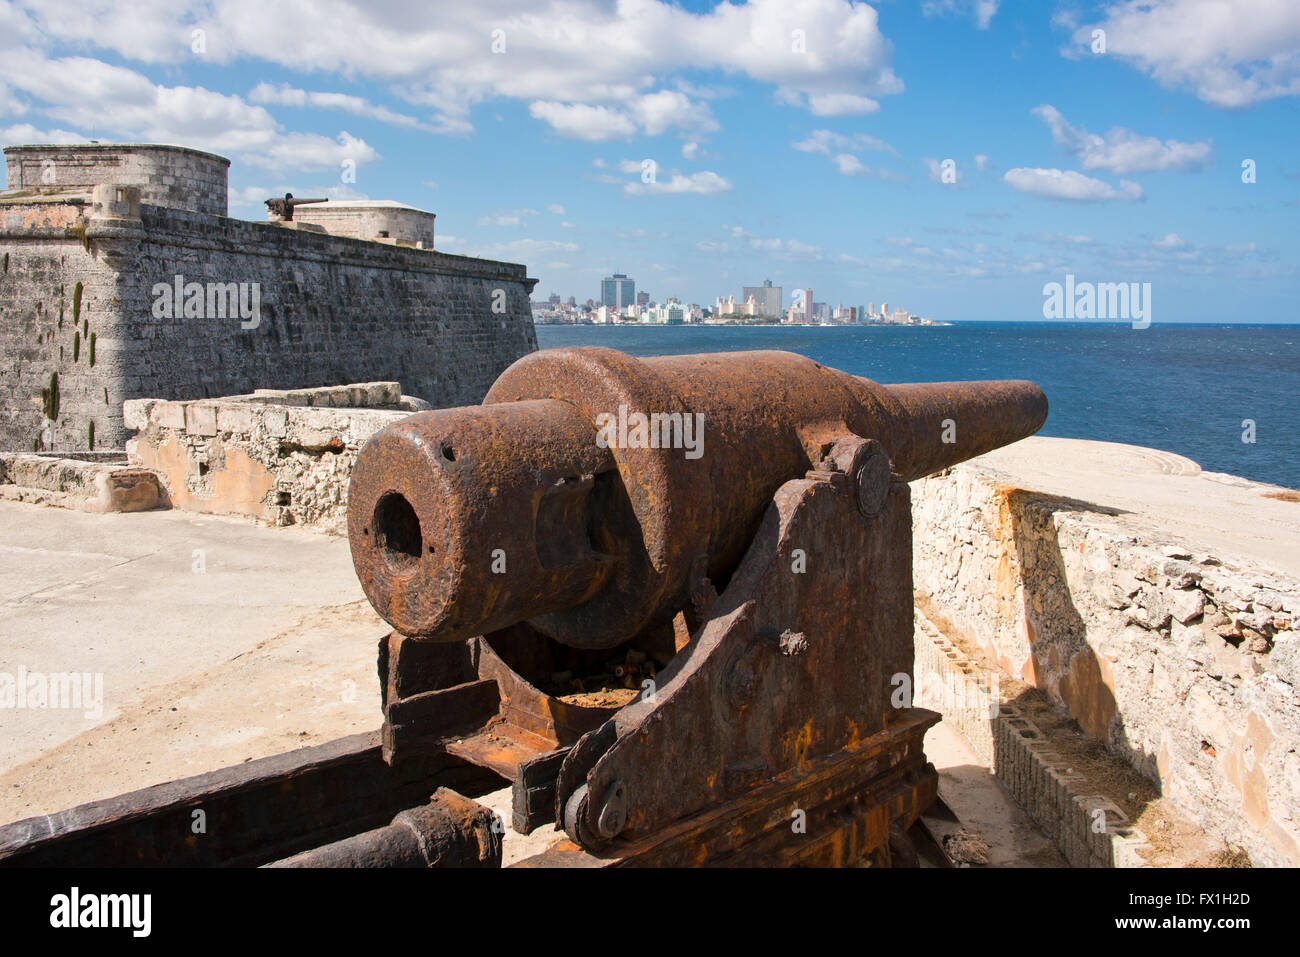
[912,464,1300,866]
[5,144,229,216]
[0,198,537,452]
[0,200,123,453]
[124,386,411,533]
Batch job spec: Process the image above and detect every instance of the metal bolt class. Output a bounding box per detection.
[855,444,892,517]
[596,780,628,839]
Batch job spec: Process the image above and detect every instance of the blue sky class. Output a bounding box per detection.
[2,0,1298,322]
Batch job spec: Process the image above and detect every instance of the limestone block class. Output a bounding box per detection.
[185,403,218,437]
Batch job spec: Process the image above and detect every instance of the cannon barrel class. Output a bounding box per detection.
[348,348,1046,649]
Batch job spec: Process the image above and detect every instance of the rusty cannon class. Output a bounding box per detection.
[347,347,1047,866]
[0,346,1045,868]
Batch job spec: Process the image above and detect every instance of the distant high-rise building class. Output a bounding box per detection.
[602,273,636,309]
[741,279,783,317]
[636,290,650,307]
[867,302,875,317]
[802,288,814,320]
[880,301,888,318]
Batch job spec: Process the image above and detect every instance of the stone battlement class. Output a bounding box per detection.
[4,143,230,217]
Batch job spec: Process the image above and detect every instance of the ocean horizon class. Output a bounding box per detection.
[537,321,1300,490]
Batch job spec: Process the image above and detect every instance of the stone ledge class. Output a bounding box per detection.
[125,386,414,533]
[0,453,162,513]
[914,613,1152,868]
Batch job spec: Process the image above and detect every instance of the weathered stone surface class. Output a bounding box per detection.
[0,452,160,512]
[126,388,410,533]
[912,454,1300,867]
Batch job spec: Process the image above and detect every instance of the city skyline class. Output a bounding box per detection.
[1,2,1296,321]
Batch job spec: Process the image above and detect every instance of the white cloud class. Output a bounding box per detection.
[529,102,637,141]
[681,140,699,160]
[1068,0,1300,108]
[806,92,881,116]
[629,90,718,135]
[1031,105,1212,174]
[1004,167,1144,201]
[1154,233,1187,248]
[922,0,1000,30]
[248,82,445,133]
[625,171,732,195]
[974,153,990,171]
[546,203,566,214]
[792,129,895,155]
[477,208,539,226]
[0,123,86,146]
[0,42,381,173]
[8,0,903,140]
[242,131,380,171]
[833,153,870,176]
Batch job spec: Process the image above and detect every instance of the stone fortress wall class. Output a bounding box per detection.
[0,142,538,454]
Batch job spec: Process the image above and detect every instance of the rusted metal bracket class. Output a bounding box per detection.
[552,435,939,863]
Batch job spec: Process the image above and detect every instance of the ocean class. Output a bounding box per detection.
[536,322,1300,490]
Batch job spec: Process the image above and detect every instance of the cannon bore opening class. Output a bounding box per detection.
[373,492,424,571]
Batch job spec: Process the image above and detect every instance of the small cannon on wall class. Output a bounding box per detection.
[264,192,327,222]
[347,347,1047,866]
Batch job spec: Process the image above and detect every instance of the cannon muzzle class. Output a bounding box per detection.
[348,348,1046,649]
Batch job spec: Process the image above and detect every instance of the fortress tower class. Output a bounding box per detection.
[0,142,537,453]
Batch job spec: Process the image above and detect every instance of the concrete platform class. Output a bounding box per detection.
[0,500,382,822]
[968,436,1300,579]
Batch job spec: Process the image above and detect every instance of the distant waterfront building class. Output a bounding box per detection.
[741,279,783,317]
[602,272,636,309]
[802,289,814,321]
[880,301,889,319]
[636,290,650,308]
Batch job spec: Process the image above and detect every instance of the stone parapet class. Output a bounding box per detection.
[124,390,411,533]
[911,439,1300,866]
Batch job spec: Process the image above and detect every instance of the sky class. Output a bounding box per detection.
[2,0,1298,322]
